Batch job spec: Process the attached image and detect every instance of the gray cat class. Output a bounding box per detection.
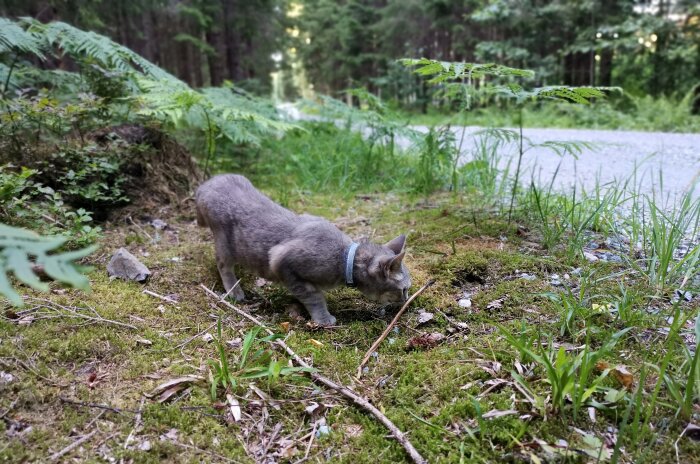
[195,174,411,325]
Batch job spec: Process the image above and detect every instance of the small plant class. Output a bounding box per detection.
[208,318,312,400]
[0,223,95,305]
[632,192,700,292]
[501,325,631,418]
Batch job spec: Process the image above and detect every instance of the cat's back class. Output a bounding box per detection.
[196,174,294,226]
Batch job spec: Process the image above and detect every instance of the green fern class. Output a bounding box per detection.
[401,58,534,83]
[135,78,295,146]
[495,83,620,105]
[0,223,95,306]
[1,17,178,83]
[0,17,45,59]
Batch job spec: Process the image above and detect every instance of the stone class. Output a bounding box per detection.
[107,248,151,282]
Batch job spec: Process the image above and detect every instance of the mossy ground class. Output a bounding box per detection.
[1,191,699,463]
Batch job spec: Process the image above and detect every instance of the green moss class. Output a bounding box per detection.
[0,190,696,463]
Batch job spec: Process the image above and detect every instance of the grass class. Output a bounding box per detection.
[2,184,700,463]
[394,95,700,133]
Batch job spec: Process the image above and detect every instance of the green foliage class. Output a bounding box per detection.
[208,318,313,400]
[21,18,178,82]
[401,58,535,82]
[0,166,102,247]
[0,17,45,60]
[0,223,95,306]
[501,325,631,418]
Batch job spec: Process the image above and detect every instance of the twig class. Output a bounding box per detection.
[59,397,133,415]
[170,440,238,463]
[143,290,179,305]
[435,308,467,331]
[357,279,436,378]
[127,216,154,242]
[49,430,97,461]
[25,298,137,330]
[175,322,217,349]
[123,397,145,449]
[303,421,318,461]
[262,422,283,458]
[201,284,428,464]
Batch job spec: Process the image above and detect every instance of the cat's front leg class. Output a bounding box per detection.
[286,280,336,326]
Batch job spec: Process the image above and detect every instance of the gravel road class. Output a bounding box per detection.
[278,104,700,202]
[405,125,700,202]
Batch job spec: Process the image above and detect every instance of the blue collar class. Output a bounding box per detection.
[345,242,359,286]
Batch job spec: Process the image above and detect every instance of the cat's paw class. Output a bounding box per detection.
[222,287,246,302]
[313,314,337,326]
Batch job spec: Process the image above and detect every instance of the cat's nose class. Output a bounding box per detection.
[402,288,409,301]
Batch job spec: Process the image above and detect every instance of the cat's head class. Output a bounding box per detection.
[355,235,411,304]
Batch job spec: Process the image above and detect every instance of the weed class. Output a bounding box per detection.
[208,317,312,400]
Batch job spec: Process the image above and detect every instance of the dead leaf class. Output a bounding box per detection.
[486,296,507,310]
[157,385,189,403]
[201,333,214,343]
[305,402,321,415]
[136,338,153,346]
[611,365,634,389]
[683,423,700,442]
[417,310,434,325]
[146,375,204,399]
[226,394,241,422]
[255,278,271,287]
[280,322,291,333]
[477,360,502,377]
[226,338,242,348]
[588,407,596,423]
[308,339,324,348]
[345,424,363,438]
[159,428,179,443]
[482,409,518,420]
[18,316,33,325]
[407,332,445,350]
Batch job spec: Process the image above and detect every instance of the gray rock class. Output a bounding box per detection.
[107,248,151,282]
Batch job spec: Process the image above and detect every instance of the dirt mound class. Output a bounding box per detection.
[90,124,204,218]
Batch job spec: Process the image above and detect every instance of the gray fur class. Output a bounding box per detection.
[195,174,411,325]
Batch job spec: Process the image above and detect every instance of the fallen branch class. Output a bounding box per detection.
[357,279,435,378]
[49,430,97,461]
[201,284,427,464]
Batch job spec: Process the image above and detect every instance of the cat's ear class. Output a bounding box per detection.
[389,251,405,273]
[385,234,406,255]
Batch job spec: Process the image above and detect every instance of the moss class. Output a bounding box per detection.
[0,190,696,463]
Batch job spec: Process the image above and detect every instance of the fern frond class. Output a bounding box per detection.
[0,223,95,306]
[20,19,179,82]
[134,78,295,147]
[401,58,534,83]
[0,17,45,58]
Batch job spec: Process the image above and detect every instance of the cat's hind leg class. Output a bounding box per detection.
[213,233,246,301]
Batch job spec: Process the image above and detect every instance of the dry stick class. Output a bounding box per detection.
[143,290,179,305]
[200,284,427,464]
[357,279,436,378]
[49,430,97,461]
[27,298,137,330]
[123,397,146,449]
